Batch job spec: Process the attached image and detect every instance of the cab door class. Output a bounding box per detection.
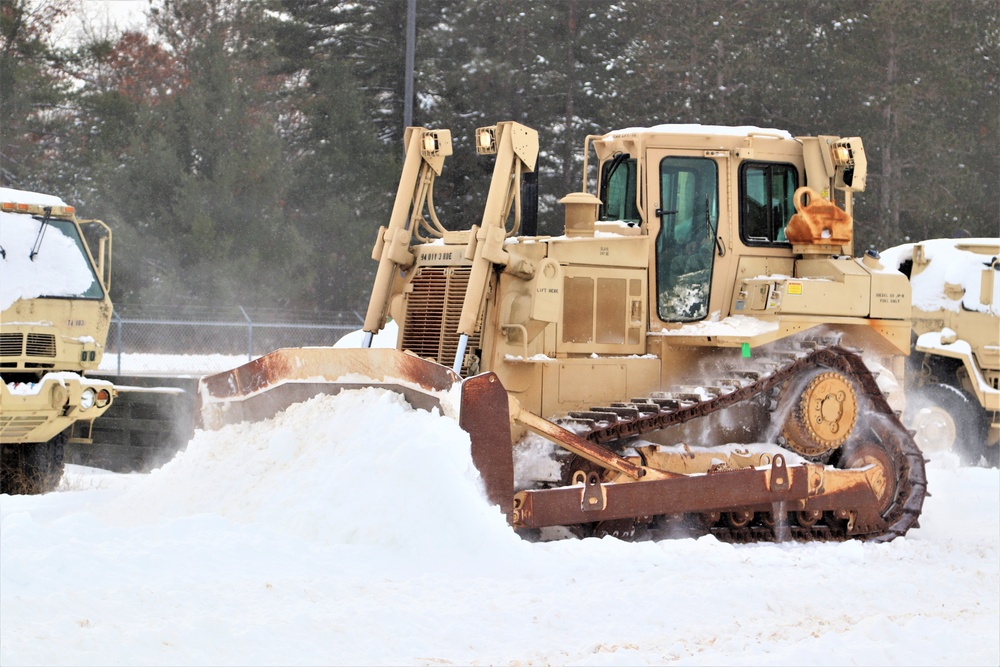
[645,151,722,324]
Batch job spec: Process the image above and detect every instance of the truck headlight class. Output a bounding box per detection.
[80,388,96,410]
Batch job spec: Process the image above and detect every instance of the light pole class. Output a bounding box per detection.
[404,0,416,129]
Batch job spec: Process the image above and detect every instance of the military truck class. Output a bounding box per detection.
[200,122,925,543]
[882,238,999,466]
[0,187,115,493]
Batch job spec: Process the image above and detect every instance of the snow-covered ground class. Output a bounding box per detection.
[2,387,998,666]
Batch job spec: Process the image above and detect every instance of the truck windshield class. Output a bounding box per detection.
[0,212,103,310]
[655,157,718,322]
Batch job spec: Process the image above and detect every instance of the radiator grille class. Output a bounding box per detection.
[401,266,482,377]
[26,333,57,357]
[0,333,22,357]
[0,415,49,439]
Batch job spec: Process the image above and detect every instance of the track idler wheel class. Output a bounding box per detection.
[782,370,858,458]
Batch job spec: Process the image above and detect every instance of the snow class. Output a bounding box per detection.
[881,238,999,315]
[0,187,98,311]
[652,314,780,337]
[4,372,114,396]
[331,320,399,349]
[608,125,794,140]
[97,352,254,376]
[915,331,1000,400]
[2,386,998,665]
[0,187,65,208]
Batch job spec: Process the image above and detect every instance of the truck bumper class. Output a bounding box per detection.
[0,373,115,444]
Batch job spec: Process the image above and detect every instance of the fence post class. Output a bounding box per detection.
[240,305,253,361]
[113,310,123,375]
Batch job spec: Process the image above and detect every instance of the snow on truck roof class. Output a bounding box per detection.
[0,186,67,208]
[881,237,1000,315]
[0,188,98,311]
[606,124,794,139]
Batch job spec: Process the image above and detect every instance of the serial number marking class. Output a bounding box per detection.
[421,251,455,262]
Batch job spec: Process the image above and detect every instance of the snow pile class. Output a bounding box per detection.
[881,238,999,315]
[101,389,515,562]
[2,385,998,665]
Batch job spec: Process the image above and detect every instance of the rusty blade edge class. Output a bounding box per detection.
[514,466,881,530]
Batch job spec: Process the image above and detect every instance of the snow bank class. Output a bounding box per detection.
[1,387,998,666]
[103,388,517,562]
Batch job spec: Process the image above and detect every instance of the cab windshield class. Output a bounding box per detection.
[0,212,103,310]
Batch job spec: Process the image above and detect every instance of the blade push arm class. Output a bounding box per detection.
[452,121,539,372]
[362,127,452,346]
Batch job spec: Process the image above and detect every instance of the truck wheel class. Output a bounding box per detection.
[905,383,986,465]
[0,432,67,494]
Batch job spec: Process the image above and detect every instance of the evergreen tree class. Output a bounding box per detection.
[0,0,76,188]
[4,0,996,311]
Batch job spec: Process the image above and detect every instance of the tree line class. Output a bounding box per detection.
[2,0,997,312]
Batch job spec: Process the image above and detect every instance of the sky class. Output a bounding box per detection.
[47,0,149,47]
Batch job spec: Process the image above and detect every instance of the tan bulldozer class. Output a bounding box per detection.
[199,122,925,542]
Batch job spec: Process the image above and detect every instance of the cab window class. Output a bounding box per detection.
[740,162,797,245]
[599,155,640,223]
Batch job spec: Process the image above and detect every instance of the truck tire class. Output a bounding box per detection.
[905,383,987,466]
[0,432,67,494]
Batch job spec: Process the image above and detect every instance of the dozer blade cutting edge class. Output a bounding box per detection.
[198,347,461,429]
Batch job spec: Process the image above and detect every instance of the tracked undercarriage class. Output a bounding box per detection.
[510,344,926,543]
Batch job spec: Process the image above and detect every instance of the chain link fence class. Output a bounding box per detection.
[98,305,364,376]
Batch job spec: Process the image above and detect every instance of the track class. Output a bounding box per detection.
[535,345,927,543]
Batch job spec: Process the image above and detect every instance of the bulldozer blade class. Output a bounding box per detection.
[198,348,461,430]
[460,372,514,525]
[198,349,518,525]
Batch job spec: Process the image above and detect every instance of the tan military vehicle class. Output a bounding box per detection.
[882,238,999,466]
[0,188,115,493]
[201,122,925,543]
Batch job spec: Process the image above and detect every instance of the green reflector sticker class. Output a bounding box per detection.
[741,342,751,358]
